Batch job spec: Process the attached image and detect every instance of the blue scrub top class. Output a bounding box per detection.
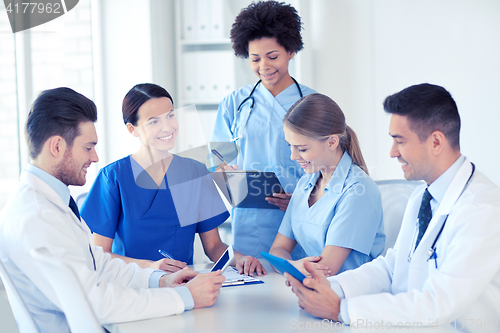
[212,81,316,258]
[279,152,385,273]
[81,155,229,265]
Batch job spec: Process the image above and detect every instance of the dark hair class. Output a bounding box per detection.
[230,0,303,58]
[383,83,461,149]
[122,83,173,126]
[284,93,368,174]
[25,87,97,159]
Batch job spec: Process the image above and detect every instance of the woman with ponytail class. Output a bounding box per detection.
[268,93,385,276]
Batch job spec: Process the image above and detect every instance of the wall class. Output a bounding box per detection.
[301,0,500,185]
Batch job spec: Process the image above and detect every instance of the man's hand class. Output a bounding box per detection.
[159,267,198,288]
[186,271,226,308]
[235,255,267,276]
[285,261,341,321]
[150,258,187,273]
[265,192,292,212]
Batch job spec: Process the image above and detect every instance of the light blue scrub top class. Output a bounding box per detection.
[212,81,315,258]
[278,152,386,273]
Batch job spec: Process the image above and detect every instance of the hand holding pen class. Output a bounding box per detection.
[154,249,188,273]
[211,149,238,172]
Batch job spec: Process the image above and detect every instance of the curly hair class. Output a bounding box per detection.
[230,1,303,58]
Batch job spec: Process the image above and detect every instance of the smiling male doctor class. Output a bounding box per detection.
[286,83,500,327]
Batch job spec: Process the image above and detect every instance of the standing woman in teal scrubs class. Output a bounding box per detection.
[270,94,385,276]
[212,1,315,259]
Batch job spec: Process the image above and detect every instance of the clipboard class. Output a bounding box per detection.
[210,171,284,209]
[198,266,264,287]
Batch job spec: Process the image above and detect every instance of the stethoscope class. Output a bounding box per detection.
[230,77,303,142]
[407,162,475,267]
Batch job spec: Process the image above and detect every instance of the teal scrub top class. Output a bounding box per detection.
[212,81,316,258]
[81,155,229,265]
[278,152,386,273]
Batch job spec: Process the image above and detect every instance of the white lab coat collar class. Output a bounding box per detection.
[407,157,474,285]
[25,163,71,205]
[427,155,465,214]
[430,156,473,218]
[20,170,84,229]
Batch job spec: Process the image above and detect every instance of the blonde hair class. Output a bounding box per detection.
[284,93,368,174]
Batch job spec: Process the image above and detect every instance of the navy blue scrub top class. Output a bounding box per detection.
[81,155,229,264]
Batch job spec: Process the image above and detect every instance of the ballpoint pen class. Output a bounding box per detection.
[158,249,174,260]
[211,149,229,168]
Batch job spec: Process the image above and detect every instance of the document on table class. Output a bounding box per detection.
[198,266,264,287]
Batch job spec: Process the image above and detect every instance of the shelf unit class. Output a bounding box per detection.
[173,0,258,153]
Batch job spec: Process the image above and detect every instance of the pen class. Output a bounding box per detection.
[158,249,174,260]
[211,149,229,167]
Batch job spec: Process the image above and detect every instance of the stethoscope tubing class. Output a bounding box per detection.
[231,77,303,142]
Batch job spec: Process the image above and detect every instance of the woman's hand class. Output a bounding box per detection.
[265,192,292,212]
[235,255,267,276]
[150,258,188,273]
[215,164,238,172]
[289,256,331,279]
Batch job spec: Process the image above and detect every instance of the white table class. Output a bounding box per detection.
[105,260,350,333]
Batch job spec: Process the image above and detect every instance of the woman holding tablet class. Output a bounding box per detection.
[269,93,385,276]
[81,83,265,276]
[212,0,315,259]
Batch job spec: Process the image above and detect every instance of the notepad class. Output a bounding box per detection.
[198,266,264,287]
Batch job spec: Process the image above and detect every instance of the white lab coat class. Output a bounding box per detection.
[331,158,500,325]
[0,171,186,333]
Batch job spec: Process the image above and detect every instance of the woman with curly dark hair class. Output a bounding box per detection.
[212,1,316,260]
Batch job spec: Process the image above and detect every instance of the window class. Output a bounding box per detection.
[0,0,95,210]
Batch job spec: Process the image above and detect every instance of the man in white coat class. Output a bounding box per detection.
[286,83,500,329]
[0,87,225,332]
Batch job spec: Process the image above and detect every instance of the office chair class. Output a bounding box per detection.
[30,248,105,333]
[375,179,423,255]
[0,255,41,333]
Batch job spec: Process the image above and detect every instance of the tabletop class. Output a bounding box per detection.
[104,261,463,333]
[104,260,349,333]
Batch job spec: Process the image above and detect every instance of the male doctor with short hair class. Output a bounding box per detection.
[287,83,500,326]
[0,87,225,332]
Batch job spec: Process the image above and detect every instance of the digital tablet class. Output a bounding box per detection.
[211,245,234,273]
[260,251,306,283]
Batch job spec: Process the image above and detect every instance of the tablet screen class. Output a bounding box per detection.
[211,247,231,272]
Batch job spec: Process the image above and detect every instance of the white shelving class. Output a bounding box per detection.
[175,0,235,106]
[173,0,302,153]
[173,0,257,153]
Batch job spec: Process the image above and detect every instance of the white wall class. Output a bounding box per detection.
[301,0,500,185]
[95,0,178,167]
[97,0,500,186]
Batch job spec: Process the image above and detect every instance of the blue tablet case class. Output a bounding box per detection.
[260,252,306,282]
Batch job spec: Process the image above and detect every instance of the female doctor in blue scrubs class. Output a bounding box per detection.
[212,1,315,258]
[270,94,385,276]
[81,83,265,276]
